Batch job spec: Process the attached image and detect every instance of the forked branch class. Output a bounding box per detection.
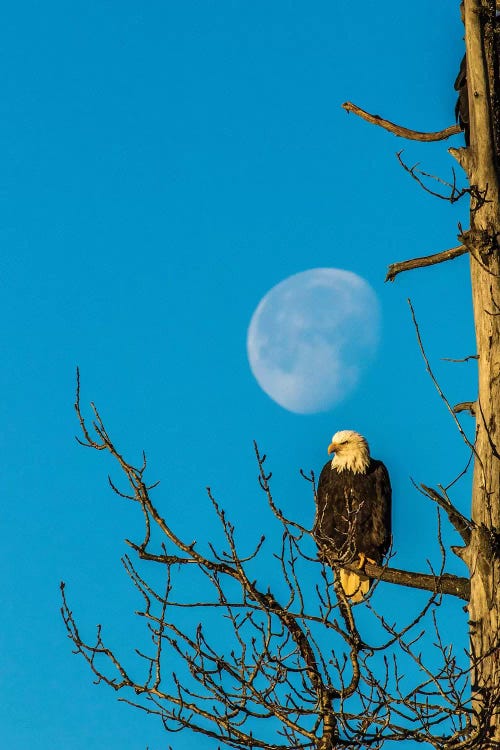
[418,484,473,546]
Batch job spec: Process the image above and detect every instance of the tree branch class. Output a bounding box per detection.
[395,152,471,203]
[453,401,477,416]
[419,484,473,546]
[340,559,470,601]
[442,354,479,363]
[386,245,467,282]
[408,299,478,457]
[342,101,462,141]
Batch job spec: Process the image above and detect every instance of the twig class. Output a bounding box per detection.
[342,102,461,141]
[254,442,310,535]
[396,152,470,203]
[417,483,472,546]
[408,300,477,457]
[443,450,474,492]
[442,355,479,363]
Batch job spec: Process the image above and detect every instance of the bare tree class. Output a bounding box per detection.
[62,2,500,748]
[61,378,473,749]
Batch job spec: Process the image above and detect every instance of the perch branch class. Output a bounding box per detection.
[340,559,470,601]
[342,102,462,141]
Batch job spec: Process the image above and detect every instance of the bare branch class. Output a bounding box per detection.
[386,245,467,283]
[418,484,473,546]
[341,558,470,601]
[442,355,479,363]
[453,401,477,416]
[396,151,472,203]
[342,101,461,141]
[408,299,478,458]
[254,441,310,535]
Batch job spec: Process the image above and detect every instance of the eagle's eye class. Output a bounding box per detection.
[341,440,349,445]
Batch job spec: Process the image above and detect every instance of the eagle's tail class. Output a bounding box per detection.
[339,568,371,604]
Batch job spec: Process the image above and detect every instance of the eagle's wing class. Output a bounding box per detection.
[314,462,341,552]
[371,461,392,560]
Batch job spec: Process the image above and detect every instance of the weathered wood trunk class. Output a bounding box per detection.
[459,1,500,743]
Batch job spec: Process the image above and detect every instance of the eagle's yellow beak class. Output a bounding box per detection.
[327,442,337,455]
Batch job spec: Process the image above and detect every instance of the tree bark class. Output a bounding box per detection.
[459,1,500,743]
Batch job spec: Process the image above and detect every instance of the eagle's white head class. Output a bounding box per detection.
[328,430,370,474]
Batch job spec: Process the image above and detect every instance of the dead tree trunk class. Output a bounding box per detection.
[62,3,500,747]
[452,0,500,743]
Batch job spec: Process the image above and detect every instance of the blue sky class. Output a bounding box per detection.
[0,2,476,748]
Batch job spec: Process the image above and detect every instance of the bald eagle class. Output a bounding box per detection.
[314,430,392,603]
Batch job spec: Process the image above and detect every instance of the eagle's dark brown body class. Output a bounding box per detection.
[314,459,392,567]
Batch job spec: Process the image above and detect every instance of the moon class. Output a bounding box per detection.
[246,268,381,414]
